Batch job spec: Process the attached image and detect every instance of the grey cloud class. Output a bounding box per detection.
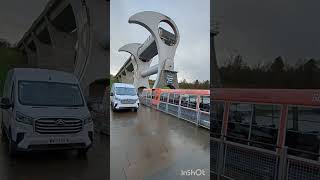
[0,0,49,44]
[214,0,320,66]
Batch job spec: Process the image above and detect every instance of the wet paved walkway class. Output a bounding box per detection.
[0,129,109,180]
[110,105,210,180]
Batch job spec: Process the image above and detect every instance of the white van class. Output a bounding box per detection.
[110,83,139,112]
[0,68,93,156]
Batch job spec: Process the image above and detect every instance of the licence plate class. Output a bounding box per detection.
[49,137,69,144]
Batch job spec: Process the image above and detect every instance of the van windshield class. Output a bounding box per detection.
[115,87,136,96]
[18,81,84,107]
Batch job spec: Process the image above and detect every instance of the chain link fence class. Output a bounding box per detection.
[210,137,320,180]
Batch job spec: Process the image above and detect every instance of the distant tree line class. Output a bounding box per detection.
[147,79,209,89]
[0,39,11,48]
[179,79,210,89]
[219,54,320,89]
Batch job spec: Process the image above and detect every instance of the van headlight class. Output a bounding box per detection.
[16,112,33,125]
[115,97,121,101]
[83,116,93,124]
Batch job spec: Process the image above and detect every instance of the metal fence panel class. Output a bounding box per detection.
[211,138,220,174]
[167,103,179,116]
[199,112,210,129]
[158,102,167,112]
[223,143,278,180]
[180,107,198,123]
[287,157,320,180]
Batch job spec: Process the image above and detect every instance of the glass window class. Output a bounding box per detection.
[115,87,136,96]
[251,104,280,150]
[18,81,84,107]
[286,106,320,160]
[168,93,174,104]
[188,95,197,109]
[174,94,180,105]
[227,103,252,144]
[200,96,210,112]
[226,103,280,150]
[211,101,224,138]
[160,93,168,102]
[163,93,168,102]
[180,95,188,107]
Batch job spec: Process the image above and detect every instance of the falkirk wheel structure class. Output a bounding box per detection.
[115,11,180,92]
[16,0,109,97]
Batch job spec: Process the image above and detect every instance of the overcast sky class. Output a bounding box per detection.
[0,0,49,44]
[214,0,320,67]
[110,0,210,82]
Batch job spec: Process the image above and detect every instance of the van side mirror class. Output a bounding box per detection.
[110,92,113,96]
[0,97,12,109]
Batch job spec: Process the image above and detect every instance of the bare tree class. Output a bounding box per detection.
[0,38,11,48]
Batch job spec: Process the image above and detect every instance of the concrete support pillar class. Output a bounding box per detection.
[45,17,76,72]
[119,43,151,89]
[129,11,180,89]
[69,0,108,92]
[125,69,134,84]
[31,32,54,70]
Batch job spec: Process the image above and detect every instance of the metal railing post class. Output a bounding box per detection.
[216,102,230,180]
[278,146,288,180]
[178,96,182,119]
[196,110,200,127]
[216,139,225,180]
